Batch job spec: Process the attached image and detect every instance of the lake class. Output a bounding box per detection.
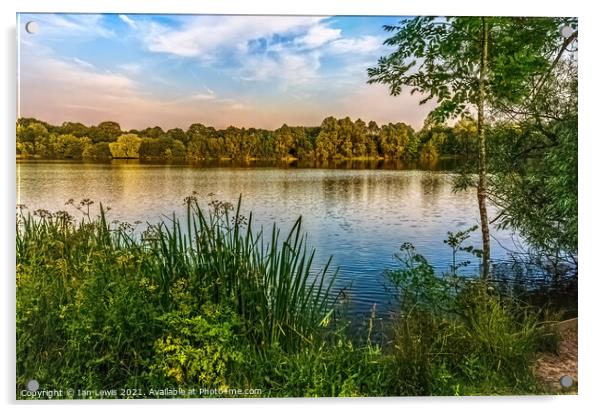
[16,160,524,317]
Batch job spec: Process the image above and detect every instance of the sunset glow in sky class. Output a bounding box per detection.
[17,13,434,130]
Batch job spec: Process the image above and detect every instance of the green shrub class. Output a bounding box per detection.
[385,240,554,395]
[148,305,243,389]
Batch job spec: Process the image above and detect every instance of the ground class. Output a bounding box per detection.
[534,318,578,394]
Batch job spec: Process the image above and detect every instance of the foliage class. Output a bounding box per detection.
[17,116,478,162]
[83,142,112,159]
[109,134,142,158]
[384,238,556,395]
[367,17,575,123]
[487,58,578,261]
[233,339,395,397]
[16,197,338,397]
[16,202,564,398]
[149,305,243,388]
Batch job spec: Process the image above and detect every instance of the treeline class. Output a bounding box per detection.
[16,116,480,161]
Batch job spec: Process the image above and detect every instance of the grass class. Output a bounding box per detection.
[16,198,566,398]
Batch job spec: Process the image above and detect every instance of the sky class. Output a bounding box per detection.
[17,13,434,131]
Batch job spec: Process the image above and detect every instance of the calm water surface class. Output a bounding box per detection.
[17,161,524,316]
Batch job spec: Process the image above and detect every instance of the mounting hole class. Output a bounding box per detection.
[26,379,39,392]
[559,375,574,388]
[560,26,574,39]
[25,21,39,34]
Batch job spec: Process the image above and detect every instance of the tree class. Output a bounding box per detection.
[452,118,478,157]
[17,121,48,156]
[83,142,112,159]
[91,121,122,143]
[488,56,577,264]
[352,119,368,158]
[170,139,186,158]
[378,123,413,159]
[291,127,312,159]
[336,117,354,159]
[368,16,575,278]
[60,122,89,138]
[274,124,294,159]
[167,128,188,145]
[186,123,211,160]
[109,134,142,158]
[141,126,166,140]
[315,117,339,160]
[230,128,258,160]
[223,126,242,159]
[254,130,276,159]
[56,134,91,159]
[367,121,380,157]
[420,140,438,161]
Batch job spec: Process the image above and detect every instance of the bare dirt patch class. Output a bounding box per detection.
[534,318,578,394]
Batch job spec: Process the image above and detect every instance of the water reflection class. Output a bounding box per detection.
[16,160,521,316]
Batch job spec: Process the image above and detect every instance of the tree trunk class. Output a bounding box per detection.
[477,17,491,279]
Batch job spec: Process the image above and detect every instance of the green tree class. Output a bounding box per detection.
[274,124,294,159]
[351,119,368,158]
[17,121,48,156]
[167,128,188,145]
[378,123,412,159]
[83,142,112,159]
[109,134,142,158]
[170,139,186,158]
[253,130,276,159]
[488,57,577,262]
[291,127,312,159]
[59,121,89,138]
[368,16,575,277]
[91,121,122,143]
[142,126,166,140]
[452,118,478,157]
[315,117,339,160]
[58,135,91,159]
[186,123,211,160]
[236,128,258,160]
[337,117,355,159]
[223,126,242,159]
[367,121,380,157]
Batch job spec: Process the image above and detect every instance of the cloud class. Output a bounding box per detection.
[119,14,137,29]
[18,14,431,130]
[19,53,431,131]
[24,57,135,93]
[329,35,382,55]
[189,93,215,100]
[71,57,95,69]
[132,16,388,92]
[138,15,324,59]
[111,15,392,98]
[19,54,271,130]
[133,16,340,91]
[237,50,322,86]
[295,24,341,48]
[188,86,216,101]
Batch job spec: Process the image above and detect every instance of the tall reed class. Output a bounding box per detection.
[17,196,338,353]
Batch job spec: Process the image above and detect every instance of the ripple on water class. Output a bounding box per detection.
[17,162,521,317]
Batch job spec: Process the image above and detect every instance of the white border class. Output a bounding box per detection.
[2,1,600,412]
